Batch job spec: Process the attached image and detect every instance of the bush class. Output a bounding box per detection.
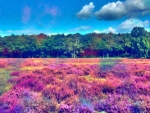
[10,71,20,77]
[0,64,5,68]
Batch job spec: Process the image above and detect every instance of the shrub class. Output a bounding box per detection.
[10,71,20,77]
[0,64,5,68]
[59,104,73,113]
[76,105,94,113]
[93,94,132,113]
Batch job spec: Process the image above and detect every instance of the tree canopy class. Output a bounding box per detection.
[131,27,147,38]
[0,27,150,58]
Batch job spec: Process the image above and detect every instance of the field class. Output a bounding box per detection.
[0,58,150,113]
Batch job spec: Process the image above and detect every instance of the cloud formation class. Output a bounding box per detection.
[95,1,126,21]
[118,18,143,32]
[0,29,70,37]
[93,18,150,34]
[117,18,150,32]
[93,30,101,34]
[95,0,150,20]
[143,20,150,27]
[145,28,150,32]
[94,27,116,34]
[22,6,31,23]
[107,27,116,33]
[0,29,54,36]
[72,26,92,31]
[103,27,116,33]
[77,2,95,19]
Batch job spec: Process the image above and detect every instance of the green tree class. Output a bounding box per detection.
[131,27,146,38]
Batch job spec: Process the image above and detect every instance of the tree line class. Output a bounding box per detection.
[0,27,150,58]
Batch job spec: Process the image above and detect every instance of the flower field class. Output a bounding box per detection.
[0,58,150,113]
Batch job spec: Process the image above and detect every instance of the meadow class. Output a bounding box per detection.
[0,58,150,113]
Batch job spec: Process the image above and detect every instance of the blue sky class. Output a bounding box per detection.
[0,0,150,36]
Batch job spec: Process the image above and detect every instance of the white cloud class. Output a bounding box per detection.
[93,30,101,34]
[95,1,126,20]
[143,20,150,27]
[124,0,150,17]
[77,2,95,19]
[0,29,55,37]
[0,29,73,37]
[71,26,92,31]
[93,19,150,34]
[145,28,150,32]
[108,27,116,33]
[117,18,144,32]
[105,27,116,33]
[142,10,150,15]
[125,0,145,11]
[6,29,43,35]
[47,32,69,36]
[94,27,116,34]
[95,0,150,20]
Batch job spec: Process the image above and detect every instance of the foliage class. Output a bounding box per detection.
[0,27,150,58]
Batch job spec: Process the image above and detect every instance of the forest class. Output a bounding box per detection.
[0,27,150,58]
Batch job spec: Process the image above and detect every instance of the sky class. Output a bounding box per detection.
[0,0,150,36]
